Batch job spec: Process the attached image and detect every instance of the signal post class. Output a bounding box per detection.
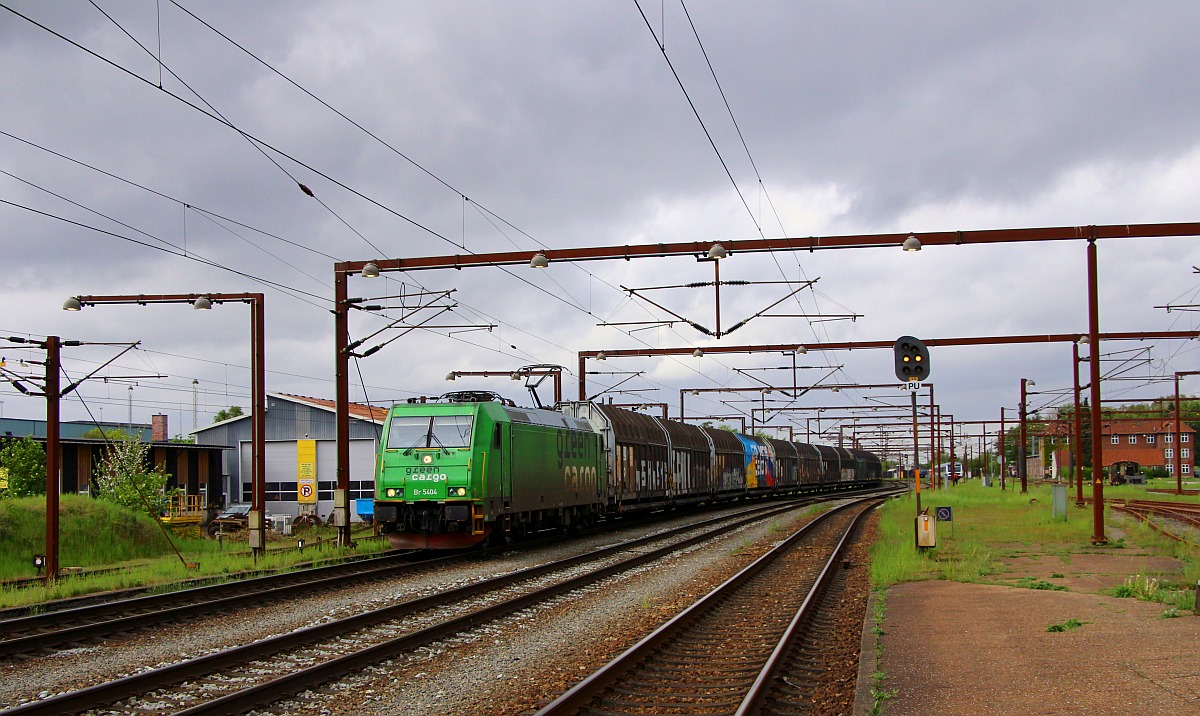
[895,336,933,548]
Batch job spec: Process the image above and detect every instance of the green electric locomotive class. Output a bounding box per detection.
[373,392,605,549]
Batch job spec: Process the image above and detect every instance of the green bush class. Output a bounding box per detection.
[93,435,177,516]
[0,437,47,497]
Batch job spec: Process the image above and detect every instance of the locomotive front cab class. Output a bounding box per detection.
[374,404,488,549]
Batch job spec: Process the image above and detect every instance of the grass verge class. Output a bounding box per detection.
[865,481,1196,588]
[0,495,388,609]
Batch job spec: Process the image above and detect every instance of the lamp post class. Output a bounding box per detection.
[947,414,956,486]
[334,267,353,547]
[928,384,937,492]
[1073,340,1086,504]
[66,293,267,557]
[46,336,61,583]
[999,407,1006,491]
[1019,378,1035,493]
[1086,237,1106,545]
[1173,371,1200,494]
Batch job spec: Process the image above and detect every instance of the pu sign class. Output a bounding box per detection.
[297,439,317,505]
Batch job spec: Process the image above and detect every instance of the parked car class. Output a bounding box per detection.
[207,503,253,537]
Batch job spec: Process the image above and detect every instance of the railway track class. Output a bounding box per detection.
[1109,499,1200,545]
[0,487,890,660]
[0,492,894,715]
[1075,496,1200,545]
[533,497,878,715]
[0,549,433,658]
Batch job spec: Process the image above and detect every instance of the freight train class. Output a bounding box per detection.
[372,391,883,549]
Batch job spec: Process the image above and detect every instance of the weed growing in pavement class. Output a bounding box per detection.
[867,589,894,716]
[868,684,899,715]
[1050,572,1065,578]
[1018,577,1069,591]
[1160,607,1182,619]
[872,589,888,644]
[1046,618,1084,632]
[1106,573,1196,611]
[1115,573,1161,600]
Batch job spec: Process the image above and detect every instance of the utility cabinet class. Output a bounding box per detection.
[917,513,937,548]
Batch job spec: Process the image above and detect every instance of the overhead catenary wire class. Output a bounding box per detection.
[1,199,330,310]
[1,168,332,295]
[154,0,772,392]
[0,7,647,386]
[5,3,846,409]
[0,130,341,262]
[634,1,857,389]
[0,130,565,370]
[0,3,595,319]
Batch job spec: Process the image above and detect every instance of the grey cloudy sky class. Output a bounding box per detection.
[2,1,1199,453]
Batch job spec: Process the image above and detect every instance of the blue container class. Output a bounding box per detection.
[355,498,375,522]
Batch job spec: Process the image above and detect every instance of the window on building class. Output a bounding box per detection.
[1184,433,1190,443]
[1147,434,1156,444]
[1165,448,1174,459]
[1167,463,1175,474]
[1185,464,1192,475]
[1166,433,1174,443]
[1183,448,1191,459]
[1128,435,1137,445]
[1110,435,1120,445]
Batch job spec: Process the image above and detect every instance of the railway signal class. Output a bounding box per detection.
[894,336,931,382]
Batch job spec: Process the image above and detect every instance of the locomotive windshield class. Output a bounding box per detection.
[386,415,474,452]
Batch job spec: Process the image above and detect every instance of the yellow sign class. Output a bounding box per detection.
[297,440,317,504]
[0,467,8,491]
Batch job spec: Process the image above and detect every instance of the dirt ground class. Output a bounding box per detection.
[856,525,1200,715]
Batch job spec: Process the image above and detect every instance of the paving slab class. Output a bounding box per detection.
[857,580,1200,715]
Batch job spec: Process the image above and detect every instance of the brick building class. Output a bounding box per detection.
[1043,418,1196,477]
[1100,419,1195,475]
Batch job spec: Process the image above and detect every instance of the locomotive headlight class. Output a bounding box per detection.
[386,488,397,498]
[455,487,467,496]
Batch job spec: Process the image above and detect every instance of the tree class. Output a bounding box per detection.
[93,435,177,516]
[79,427,131,440]
[0,437,46,497]
[213,406,244,423]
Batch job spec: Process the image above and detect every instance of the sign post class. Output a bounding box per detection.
[297,439,317,518]
[935,505,954,537]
